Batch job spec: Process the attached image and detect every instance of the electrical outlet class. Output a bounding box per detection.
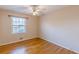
[19,37,23,40]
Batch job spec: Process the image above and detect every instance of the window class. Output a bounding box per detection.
[10,16,26,34]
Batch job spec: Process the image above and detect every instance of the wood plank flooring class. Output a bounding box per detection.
[0,38,76,54]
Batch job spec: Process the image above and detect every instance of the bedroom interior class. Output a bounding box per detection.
[0,5,79,54]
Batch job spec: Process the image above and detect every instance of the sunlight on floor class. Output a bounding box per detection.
[10,47,27,54]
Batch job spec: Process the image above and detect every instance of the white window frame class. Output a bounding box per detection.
[10,16,26,34]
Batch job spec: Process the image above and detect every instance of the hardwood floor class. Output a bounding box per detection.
[0,38,76,54]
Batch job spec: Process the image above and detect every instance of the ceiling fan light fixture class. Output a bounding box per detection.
[33,12,36,15]
[33,11,39,16]
[31,5,40,16]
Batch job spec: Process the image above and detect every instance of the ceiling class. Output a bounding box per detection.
[0,5,67,16]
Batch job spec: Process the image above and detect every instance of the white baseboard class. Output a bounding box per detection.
[40,37,79,54]
[0,37,37,46]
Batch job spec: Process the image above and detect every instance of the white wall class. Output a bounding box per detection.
[39,6,79,52]
[0,10,38,45]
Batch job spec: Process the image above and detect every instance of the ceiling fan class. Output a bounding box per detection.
[31,5,40,16]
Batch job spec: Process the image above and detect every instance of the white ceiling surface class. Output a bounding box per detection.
[0,5,67,15]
